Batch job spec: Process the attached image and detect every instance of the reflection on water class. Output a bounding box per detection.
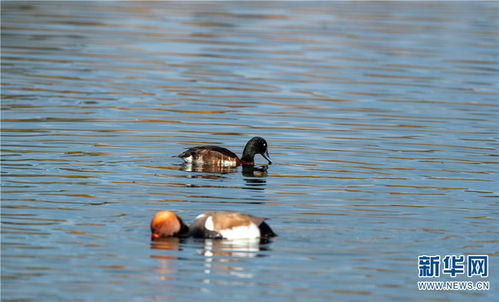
[150,237,269,289]
[198,238,263,258]
[198,239,265,287]
[2,1,498,302]
[150,237,182,251]
[242,165,268,178]
[242,166,268,190]
[151,238,181,284]
[181,163,269,189]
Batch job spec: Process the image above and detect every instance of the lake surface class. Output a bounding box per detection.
[1,1,498,301]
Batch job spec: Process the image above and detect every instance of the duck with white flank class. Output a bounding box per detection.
[150,210,276,241]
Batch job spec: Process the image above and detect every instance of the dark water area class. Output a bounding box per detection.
[1,1,498,301]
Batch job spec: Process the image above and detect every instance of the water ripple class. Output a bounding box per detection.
[2,1,498,302]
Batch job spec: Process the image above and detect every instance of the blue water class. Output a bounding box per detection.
[1,1,498,301]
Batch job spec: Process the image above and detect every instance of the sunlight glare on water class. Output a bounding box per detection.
[1,1,498,301]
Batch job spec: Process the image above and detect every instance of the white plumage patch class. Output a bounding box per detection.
[220,159,237,167]
[182,156,237,167]
[204,216,215,231]
[219,223,261,240]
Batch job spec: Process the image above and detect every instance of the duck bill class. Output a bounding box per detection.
[262,151,272,165]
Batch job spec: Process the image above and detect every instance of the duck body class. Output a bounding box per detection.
[150,210,277,241]
[178,136,272,167]
[178,145,241,167]
[188,211,277,240]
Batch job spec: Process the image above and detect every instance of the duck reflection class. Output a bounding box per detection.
[242,165,268,189]
[181,163,269,174]
[180,163,269,189]
[198,238,262,257]
[242,165,268,177]
[150,237,182,251]
[197,239,271,284]
[150,237,183,281]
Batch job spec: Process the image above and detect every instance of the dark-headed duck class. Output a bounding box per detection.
[178,136,272,167]
[150,211,189,239]
[188,211,277,240]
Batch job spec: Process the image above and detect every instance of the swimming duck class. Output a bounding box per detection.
[178,136,272,167]
[150,210,277,241]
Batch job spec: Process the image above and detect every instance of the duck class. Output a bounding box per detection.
[188,211,277,240]
[150,210,277,241]
[178,136,272,167]
[150,211,189,239]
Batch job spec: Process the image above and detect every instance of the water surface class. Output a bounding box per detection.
[1,1,498,301]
